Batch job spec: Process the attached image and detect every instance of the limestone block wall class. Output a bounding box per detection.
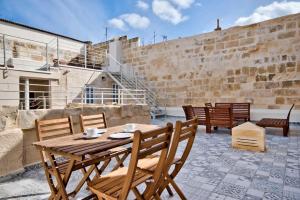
[121,14,300,111]
[0,104,150,176]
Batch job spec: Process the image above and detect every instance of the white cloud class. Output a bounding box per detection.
[235,1,300,25]
[108,13,150,30]
[170,0,195,9]
[108,18,126,30]
[152,0,188,24]
[136,0,149,10]
[120,13,150,29]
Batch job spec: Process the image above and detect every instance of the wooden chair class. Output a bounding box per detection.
[256,104,294,137]
[182,105,209,129]
[35,117,99,199]
[193,106,210,132]
[205,103,212,107]
[80,113,130,171]
[137,119,198,199]
[182,105,194,120]
[79,113,107,132]
[158,119,198,199]
[206,107,236,134]
[88,123,173,200]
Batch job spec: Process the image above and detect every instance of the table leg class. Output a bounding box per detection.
[46,152,75,200]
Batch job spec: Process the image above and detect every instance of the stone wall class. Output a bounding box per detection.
[0,104,150,176]
[121,13,300,110]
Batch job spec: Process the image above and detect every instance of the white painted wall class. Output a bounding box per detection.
[108,37,122,72]
[163,107,300,123]
[0,21,84,52]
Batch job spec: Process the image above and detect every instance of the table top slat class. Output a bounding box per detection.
[33,124,159,159]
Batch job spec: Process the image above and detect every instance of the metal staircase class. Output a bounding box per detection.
[106,54,166,118]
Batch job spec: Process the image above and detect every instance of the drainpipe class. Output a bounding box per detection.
[56,37,59,67]
[3,34,6,68]
[25,78,30,110]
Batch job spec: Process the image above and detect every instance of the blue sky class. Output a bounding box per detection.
[0,0,300,44]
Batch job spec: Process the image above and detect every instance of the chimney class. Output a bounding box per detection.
[214,19,222,31]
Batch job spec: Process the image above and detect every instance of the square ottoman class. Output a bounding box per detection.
[232,122,266,152]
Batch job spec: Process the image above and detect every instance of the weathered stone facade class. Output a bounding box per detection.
[121,14,300,110]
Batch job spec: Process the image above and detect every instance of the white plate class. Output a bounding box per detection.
[122,128,136,133]
[109,132,132,139]
[83,129,107,135]
[96,129,107,134]
[82,134,100,139]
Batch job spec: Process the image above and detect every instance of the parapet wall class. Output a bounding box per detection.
[0,104,150,177]
[122,14,300,111]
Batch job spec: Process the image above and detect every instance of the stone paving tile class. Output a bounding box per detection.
[0,116,299,200]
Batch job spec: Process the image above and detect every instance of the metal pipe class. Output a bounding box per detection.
[24,78,30,110]
[84,44,87,68]
[56,37,59,66]
[3,35,6,68]
[46,43,49,70]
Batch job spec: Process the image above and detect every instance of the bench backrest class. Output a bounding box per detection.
[232,103,250,121]
[287,104,295,123]
[208,107,233,127]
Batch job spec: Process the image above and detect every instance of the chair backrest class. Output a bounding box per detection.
[119,123,173,200]
[182,105,195,120]
[35,116,74,141]
[208,107,232,126]
[80,113,107,132]
[193,106,208,125]
[205,103,212,107]
[215,103,232,108]
[232,103,250,121]
[287,104,295,123]
[167,119,198,177]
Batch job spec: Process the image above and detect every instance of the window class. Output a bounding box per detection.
[85,85,94,104]
[112,84,119,103]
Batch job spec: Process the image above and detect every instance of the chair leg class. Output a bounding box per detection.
[166,185,174,196]
[132,187,144,200]
[154,193,162,200]
[167,175,187,200]
[112,152,129,171]
[206,125,211,133]
[283,126,288,137]
[71,165,95,196]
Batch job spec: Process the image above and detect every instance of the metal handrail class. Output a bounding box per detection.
[0,32,107,72]
[0,82,147,110]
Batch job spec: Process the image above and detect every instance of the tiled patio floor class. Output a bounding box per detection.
[0,117,300,200]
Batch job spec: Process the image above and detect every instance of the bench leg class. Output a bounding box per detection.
[283,126,288,137]
[206,125,211,133]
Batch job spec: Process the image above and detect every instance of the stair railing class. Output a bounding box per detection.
[106,53,161,108]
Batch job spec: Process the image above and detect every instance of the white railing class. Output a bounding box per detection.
[0,33,107,72]
[0,83,146,110]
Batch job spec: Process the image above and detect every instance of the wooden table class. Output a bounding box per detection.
[33,124,159,200]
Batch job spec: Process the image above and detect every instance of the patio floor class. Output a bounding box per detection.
[0,116,300,200]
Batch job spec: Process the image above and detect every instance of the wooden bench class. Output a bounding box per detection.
[215,103,250,122]
[256,104,294,137]
[206,107,237,134]
[182,105,210,132]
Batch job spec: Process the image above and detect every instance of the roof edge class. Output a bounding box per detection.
[0,18,89,44]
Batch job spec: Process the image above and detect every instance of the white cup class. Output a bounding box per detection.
[86,128,98,137]
[126,123,136,131]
